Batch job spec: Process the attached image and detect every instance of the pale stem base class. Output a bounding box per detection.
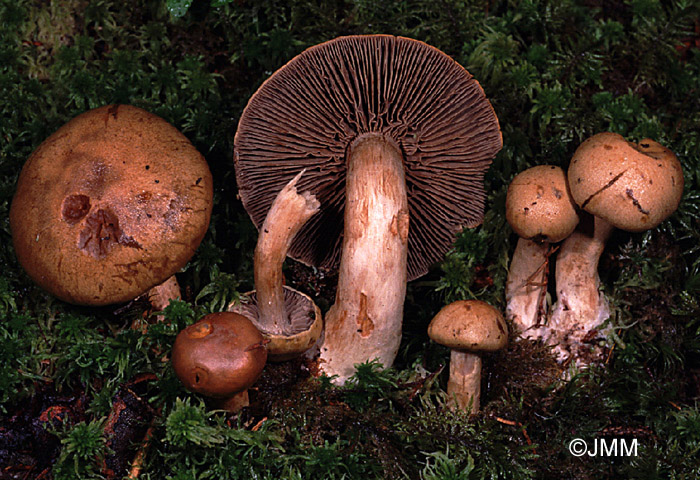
[549,216,614,363]
[448,350,482,414]
[505,238,549,340]
[320,133,409,384]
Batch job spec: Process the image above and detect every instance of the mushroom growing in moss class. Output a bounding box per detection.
[428,300,508,413]
[171,312,268,411]
[230,172,323,361]
[234,35,502,383]
[10,104,213,308]
[505,165,578,340]
[549,133,683,362]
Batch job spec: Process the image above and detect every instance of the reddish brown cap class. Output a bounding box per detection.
[505,165,579,243]
[10,105,213,305]
[234,35,502,281]
[568,132,683,232]
[171,312,268,399]
[428,300,508,352]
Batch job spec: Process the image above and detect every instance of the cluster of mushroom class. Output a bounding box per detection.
[505,133,684,364]
[11,35,505,412]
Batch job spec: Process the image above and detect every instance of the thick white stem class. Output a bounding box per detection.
[254,171,320,336]
[448,350,482,413]
[147,275,181,312]
[320,133,409,384]
[505,238,549,340]
[549,216,614,362]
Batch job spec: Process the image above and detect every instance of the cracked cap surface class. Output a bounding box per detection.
[10,105,213,305]
[568,132,683,232]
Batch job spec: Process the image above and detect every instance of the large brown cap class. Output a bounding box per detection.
[230,286,323,361]
[10,105,213,305]
[171,312,268,398]
[234,35,502,281]
[428,300,508,352]
[568,132,683,232]
[505,165,579,243]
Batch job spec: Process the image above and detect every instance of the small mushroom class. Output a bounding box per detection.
[171,312,268,412]
[230,172,323,361]
[504,165,578,339]
[549,133,683,362]
[10,105,213,307]
[235,35,502,383]
[428,300,508,413]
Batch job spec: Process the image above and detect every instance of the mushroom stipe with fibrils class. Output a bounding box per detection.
[234,35,502,384]
[10,104,213,308]
[504,165,578,340]
[549,132,683,364]
[230,172,323,361]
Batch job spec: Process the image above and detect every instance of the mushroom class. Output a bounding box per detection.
[170,312,268,411]
[234,35,502,383]
[427,300,508,413]
[549,132,683,362]
[504,165,578,339]
[230,172,323,361]
[9,104,213,307]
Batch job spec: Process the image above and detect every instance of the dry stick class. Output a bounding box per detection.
[254,170,320,336]
[320,133,410,384]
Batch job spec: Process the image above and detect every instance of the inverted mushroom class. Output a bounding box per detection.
[234,35,502,383]
[230,172,323,361]
[505,165,578,339]
[428,300,508,413]
[171,312,268,411]
[549,132,683,362]
[10,104,213,307]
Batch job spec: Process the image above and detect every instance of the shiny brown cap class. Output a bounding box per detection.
[568,132,683,232]
[428,300,508,352]
[505,165,579,243]
[10,105,213,305]
[234,35,502,281]
[171,312,268,398]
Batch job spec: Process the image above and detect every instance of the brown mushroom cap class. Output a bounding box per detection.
[231,286,323,361]
[171,312,267,398]
[428,300,508,352]
[505,165,579,243]
[234,35,502,281]
[10,105,213,305]
[568,132,683,232]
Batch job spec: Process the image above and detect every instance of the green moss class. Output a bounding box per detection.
[2,0,700,478]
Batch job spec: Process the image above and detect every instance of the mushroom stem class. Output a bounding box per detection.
[254,171,320,336]
[320,133,409,384]
[548,215,614,361]
[213,390,249,412]
[505,238,550,339]
[147,275,182,313]
[448,350,482,413]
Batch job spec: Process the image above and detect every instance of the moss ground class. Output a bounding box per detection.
[1,0,700,478]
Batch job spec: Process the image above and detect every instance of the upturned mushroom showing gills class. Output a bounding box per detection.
[505,165,578,340]
[234,35,502,384]
[10,105,213,307]
[428,300,508,413]
[171,312,268,412]
[549,132,683,363]
[230,172,323,361]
